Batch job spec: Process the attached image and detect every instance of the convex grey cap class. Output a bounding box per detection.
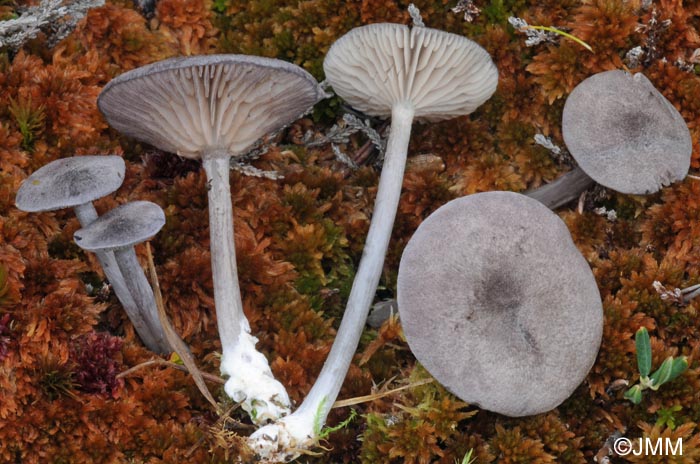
[563,70,691,195]
[16,155,125,212]
[323,23,498,121]
[397,191,603,417]
[74,201,165,251]
[98,55,327,159]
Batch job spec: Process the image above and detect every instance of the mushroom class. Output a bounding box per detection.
[97,54,326,424]
[250,20,498,459]
[73,201,169,352]
[15,156,168,353]
[527,70,691,209]
[397,191,603,416]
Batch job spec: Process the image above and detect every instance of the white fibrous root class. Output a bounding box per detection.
[247,413,318,463]
[220,321,291,425]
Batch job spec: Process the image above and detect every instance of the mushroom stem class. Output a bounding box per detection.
[201,154,291,425]
[301,102,414,418]
[683,284,700,301]
[525,167,595,209]
[73,202,100,225]
[73,202,166,353]
[112,247,171,354]
[248,102,415,460]
[201,155,244,345]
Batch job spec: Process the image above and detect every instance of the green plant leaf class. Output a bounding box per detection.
[649,356,674,390]
[655,405,682,430]
[459,449,476,464]
[313,396,328,437]
[624,384,643,404]
[635,327,652,377]
[668,356,689,382]
[639,375,654,390]
[317,408,357,440]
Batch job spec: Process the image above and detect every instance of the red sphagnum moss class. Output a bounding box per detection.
[1,0,700,462]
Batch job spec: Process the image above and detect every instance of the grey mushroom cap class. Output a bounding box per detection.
[323,23,498,122]
[98,54,327,159]
[397,191,603,417]
[74,201,165,251]
[562,70,691,195]
[15,156,125,212]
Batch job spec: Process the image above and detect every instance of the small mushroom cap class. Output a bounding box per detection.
[74,201,165,251]
[98,55,326,159]
[16,156,125,212]
[563,70,691,195]
[323,23,498,122]
[397,191,603,417]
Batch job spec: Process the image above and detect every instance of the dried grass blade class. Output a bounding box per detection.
[332,378,434,408]
[145,243,219,410]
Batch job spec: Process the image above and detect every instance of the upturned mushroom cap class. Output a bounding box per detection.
[397,191,603,417]
[16,155,125,212]
[323,23,498,121]
[562,70,691,195]
[98,55,326,159]
[74,201,165,252]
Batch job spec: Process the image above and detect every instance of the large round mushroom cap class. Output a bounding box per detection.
[16,156,125,213]
[397,191,603,417]
[74,201,165,251]
[98,55,326,159]
[563,70,691,195]
[323,23,498,121]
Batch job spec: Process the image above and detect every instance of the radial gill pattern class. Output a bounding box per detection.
[324,23,498,121]
[98,55,325,159]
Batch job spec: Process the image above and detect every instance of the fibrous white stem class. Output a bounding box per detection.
[74,202,167,354]
[249,102,415,461]
[525,166,595,209]
[201,154,291,424]
[113,246,171,354]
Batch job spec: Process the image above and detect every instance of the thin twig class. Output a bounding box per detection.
[332,378,434,408]
[116,358,225,385]
[526,25,593,52]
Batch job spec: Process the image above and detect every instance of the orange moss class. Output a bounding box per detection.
[359,0,407,24]
[490,424,556,463]
[2,51,106,156]
[521,413,586,463]
[2,0,700,461]
[624,422,700,463]
[641,180,700,272]
[73,4,177,72]
[155,0,218,55]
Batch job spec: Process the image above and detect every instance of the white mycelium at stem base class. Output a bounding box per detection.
[202,154,291,423]
[249,19,498,460]
[249,102,414,459]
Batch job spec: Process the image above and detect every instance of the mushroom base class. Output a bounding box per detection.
[247,409,318,462]
[220,320,291,425]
